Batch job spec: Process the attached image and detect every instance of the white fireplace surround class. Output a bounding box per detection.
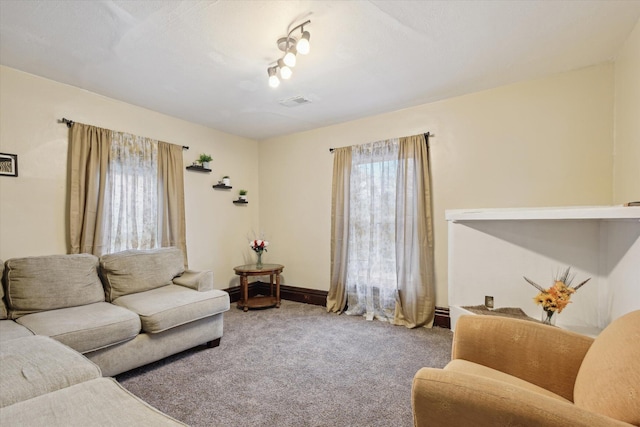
[446,205,640,337]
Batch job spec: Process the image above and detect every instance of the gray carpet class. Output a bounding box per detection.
[117,300,453,427]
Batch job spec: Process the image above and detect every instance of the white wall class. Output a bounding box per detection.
[613,18,640,204]
[259,64,615,307]
[0,66,259,290]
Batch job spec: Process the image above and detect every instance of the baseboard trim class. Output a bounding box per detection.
[434,306,451,329]
[224,282,450,328]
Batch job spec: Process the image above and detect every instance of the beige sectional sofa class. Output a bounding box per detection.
[0,247,230,425]
[1,335,187,426]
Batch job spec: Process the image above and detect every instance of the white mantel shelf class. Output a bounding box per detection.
[446,205,640,222]
[446,205,640,336]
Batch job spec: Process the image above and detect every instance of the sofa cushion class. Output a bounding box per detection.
[0,320,34,342]
[113,285,229,333]
[0,335,101,408]
[0,260,7,320]
[0,377,187,426]
[15,302,141,354]
[99,247,186,302]
[4,254,104,319]
[573,310,640,425]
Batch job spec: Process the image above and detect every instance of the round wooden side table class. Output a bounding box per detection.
[233,263,284,312]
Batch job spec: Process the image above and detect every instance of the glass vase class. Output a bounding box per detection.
[256,252,263,269]
[541,309,557,325]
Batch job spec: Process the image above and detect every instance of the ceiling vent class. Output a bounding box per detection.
[279,95,312,107]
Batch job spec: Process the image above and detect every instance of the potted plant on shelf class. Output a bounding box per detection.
[222,176,230,186]
[198,154,212,169]
[239,189,248,201]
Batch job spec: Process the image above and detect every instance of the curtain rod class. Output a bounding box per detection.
[329,132,431,153]
[59,118,190,150]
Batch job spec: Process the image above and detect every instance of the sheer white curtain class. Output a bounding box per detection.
[345,139,400,321]
[105,132,159,253]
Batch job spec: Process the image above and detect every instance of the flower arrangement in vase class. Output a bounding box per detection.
[250,239,269,269]
[523,267,590,325]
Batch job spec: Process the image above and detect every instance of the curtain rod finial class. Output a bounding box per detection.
[60,118,74,128]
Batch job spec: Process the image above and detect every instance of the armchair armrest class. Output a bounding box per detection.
[412,368,629,427]
[172,270,213,292]
[452,315,594,400]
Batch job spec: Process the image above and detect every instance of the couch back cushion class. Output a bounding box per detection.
[0,260,7,320]
[573,310,640,424]
[99,247,185,302]
[4,254,104,319]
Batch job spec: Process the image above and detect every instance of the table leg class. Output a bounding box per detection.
[270,274,274,297]
[242,276,249,312]
[276,272,281,308]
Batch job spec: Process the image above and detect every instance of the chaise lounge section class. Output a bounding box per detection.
[0,335,186,426]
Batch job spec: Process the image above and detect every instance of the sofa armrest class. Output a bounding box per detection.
[172,270,213,292]
[412,368,629,427]
[452,315,594,401]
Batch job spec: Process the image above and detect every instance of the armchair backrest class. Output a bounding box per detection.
[573,310,640,425]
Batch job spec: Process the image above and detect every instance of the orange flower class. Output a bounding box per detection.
[525,267,590,315]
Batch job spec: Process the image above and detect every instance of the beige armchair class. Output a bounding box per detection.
[412,310,640,427]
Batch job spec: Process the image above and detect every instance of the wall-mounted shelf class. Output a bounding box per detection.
[212,184,232,189]
[233,199,248,205]
[186,165,211,173]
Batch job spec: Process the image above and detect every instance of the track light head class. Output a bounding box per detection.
[277,59,292,80]
[297,30,310,55]
[267,67,280,88]
[283,46,297,67]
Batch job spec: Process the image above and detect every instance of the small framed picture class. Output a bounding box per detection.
[0,153,18,177]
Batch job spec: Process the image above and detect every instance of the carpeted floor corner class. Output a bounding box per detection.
[117,300,453,426]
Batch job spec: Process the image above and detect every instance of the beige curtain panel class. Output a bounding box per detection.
[394,134,435,328]
[68,123,111,256]
[68,123,187,261]
[157,141,188,263]
[327,146,352,313]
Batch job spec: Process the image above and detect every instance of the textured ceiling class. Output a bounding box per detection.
[1,0,639,140]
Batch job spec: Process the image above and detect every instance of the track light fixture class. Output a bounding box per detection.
[267,20,311,88]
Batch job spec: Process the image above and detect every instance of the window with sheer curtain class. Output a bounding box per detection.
[106,132,160,253]
[345,139,399,320]
[327,134,435,328]
[68,122,187,260]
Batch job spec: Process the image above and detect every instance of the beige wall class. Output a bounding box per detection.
[0,66,259,289]
[613,18,640,204]
[0,59,627,306]
[259,64,615,306]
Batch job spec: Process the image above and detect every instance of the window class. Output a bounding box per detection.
[68,122,186,258]
[328,133,435,328]
[106,133,160,253]
[345,139,400,321]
